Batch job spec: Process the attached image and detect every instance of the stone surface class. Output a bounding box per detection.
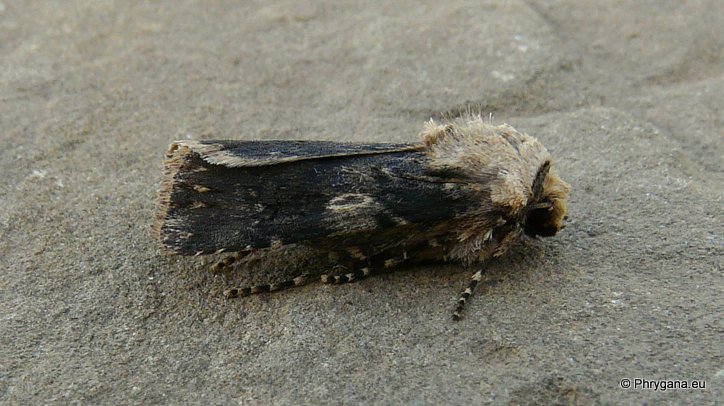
[1,1,721,404]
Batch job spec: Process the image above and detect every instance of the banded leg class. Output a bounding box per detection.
[209,250,253,273]
[452,269,485,321]
[320,266,372,284]
[319,252,407,285]
[224,274,311,299]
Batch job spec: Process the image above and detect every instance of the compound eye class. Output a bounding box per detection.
[524,206,558,237]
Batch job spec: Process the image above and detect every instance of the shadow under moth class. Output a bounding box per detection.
[153,116,571,320]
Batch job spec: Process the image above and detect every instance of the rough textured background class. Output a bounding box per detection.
[1,1,722,404]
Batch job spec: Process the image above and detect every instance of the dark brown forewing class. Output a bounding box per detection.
[156,141,483,255]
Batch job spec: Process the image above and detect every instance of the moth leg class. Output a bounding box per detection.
[223,273,311,299]
[452,269,485,321]
[320,266,372,284]
[209,250,252,274]
[320,252,407,284]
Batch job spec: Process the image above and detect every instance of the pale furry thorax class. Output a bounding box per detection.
[420,116,570,263]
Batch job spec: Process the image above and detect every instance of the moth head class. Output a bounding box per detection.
[523,161,570,237]
[420,116,571,247]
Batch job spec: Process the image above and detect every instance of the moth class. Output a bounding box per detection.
[153,116,571,320]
